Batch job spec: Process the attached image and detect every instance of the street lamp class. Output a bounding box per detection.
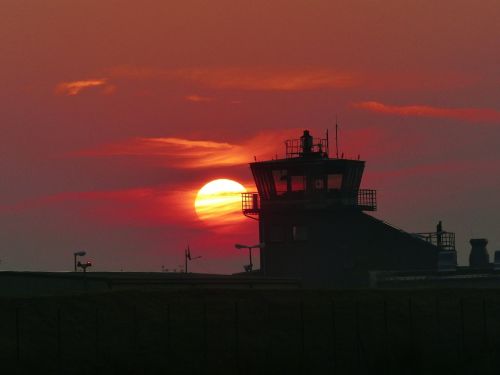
[77,260,92,273]
[234,243,265,272]
[74,251,86,272]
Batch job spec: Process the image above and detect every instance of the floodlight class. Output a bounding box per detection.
[73,250,87,272]
[77,260,92,273]
[234,242,264,272]
[244,264,253,272]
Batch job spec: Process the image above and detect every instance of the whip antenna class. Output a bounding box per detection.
[335,115,340,159]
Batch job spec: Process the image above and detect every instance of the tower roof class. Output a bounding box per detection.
[244,130,376,214]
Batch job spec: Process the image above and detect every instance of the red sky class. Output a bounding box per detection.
[1,0,499,272]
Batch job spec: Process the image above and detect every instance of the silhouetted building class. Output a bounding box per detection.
[242,130,457,287]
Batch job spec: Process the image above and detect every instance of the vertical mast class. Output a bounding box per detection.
[326,128,329,156]
[335,115,339,159]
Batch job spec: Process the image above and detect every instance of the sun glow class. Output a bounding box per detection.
[194,179,247,224]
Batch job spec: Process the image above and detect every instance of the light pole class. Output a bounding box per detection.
[234,243,265,272]
[74,251,86,272]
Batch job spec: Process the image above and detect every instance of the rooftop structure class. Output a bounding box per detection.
[242,130,458,287]
[242,130,376,219]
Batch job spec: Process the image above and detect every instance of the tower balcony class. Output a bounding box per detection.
[413,231,456,251]
[241,189,377,219]
[355,189,377,211]
[242,192,260,220]
[285,136,329,158]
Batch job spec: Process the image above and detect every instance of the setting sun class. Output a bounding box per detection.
[194,179,247,224]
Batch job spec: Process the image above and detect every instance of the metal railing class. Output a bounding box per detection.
[242,192,260,219]
[356,189,377,211]
[242,189,376,218]
[285,137,329,158]
[413,231,456,251]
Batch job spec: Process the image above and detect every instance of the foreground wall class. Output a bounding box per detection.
[1,288,500,374]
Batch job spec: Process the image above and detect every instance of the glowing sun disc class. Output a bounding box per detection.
[194,179,247,224]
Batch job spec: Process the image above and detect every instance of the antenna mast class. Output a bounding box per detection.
[184,244,201,274]
[335,115,339,159]
[326,128,329,156]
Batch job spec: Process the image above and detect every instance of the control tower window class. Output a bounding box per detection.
[292,225,308,241]
[272,169,288,196]
[327,174,343,190]
[290,175,305,192]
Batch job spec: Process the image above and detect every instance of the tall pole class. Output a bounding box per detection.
[249,247,253,271]
[73,251,86,272]
[326,128,329,156]
[335,116,339,159]
[184,246,200,274]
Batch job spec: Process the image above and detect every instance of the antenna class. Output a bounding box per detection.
[184,244,201,273]
[335,115,340,159]
[326,128,329,157]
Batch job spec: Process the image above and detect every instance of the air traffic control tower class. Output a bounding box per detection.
[242,130,456,287]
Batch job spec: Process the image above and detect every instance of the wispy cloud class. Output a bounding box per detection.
[55,67,479,98]
[70,131,296,169]
[110,66,358,91]
[354,101,500,124]
[55,78,107,96]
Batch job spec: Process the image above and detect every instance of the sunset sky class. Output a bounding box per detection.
[1,0,499,273]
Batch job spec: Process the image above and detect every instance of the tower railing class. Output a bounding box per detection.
[356,189,377,211]
[413,231,456,251]
[242,192,260,219]
[241,189,376,218]
[285,138,329,158]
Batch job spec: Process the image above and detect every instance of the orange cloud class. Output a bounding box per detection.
[55,78,109,96]
[56,68,478,98]
[110,66,358,91]
[70,131,297,169]
[354,101,500,124]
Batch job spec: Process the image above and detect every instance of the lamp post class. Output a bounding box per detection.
[73,251,86,272]
[77,260,92,273]
[234,243,265,272]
